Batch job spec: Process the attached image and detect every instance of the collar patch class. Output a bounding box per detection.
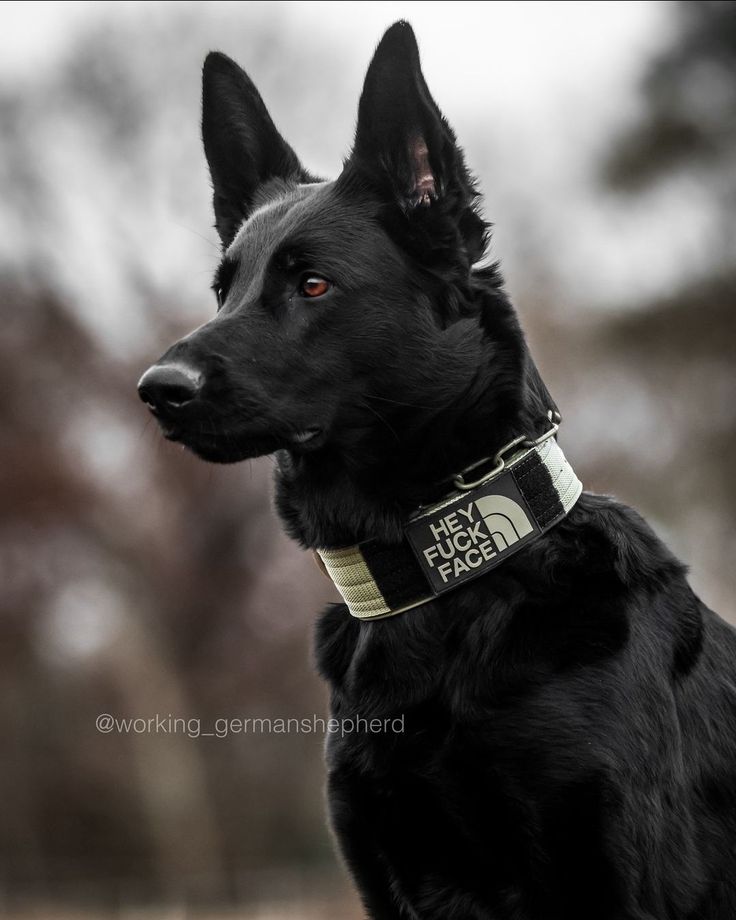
[405,471,539,593]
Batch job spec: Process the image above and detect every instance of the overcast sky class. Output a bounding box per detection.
[2,1,711,318]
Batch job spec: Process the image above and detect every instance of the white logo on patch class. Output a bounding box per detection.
[474,495,534,552]
[417,490,536,586]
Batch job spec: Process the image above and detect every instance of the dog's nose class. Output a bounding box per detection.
[137,363,203,413]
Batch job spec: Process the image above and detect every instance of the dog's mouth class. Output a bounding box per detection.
[158,419,326,463]
[291,427,323,447]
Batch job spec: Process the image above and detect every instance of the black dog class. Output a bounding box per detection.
[138,22,736,919]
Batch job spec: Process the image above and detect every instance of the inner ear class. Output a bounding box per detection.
[409,136,436,205]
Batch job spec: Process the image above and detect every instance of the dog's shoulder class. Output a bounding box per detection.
[564,491,686,585]
[535,491,713,680]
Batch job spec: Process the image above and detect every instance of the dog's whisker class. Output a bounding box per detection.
[364,394,447,411]
[360,402,400,443]
[171,220,221,251]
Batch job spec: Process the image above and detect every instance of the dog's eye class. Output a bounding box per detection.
[216,287,224,307]
[299,275,331,299]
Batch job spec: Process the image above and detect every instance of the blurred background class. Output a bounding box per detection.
[0,1,734,917]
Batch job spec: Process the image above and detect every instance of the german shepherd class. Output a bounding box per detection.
[138,21,736,919]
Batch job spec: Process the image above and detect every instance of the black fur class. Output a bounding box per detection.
[140,22,736,919]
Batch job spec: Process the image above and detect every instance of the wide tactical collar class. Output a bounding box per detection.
[316,417,582,620]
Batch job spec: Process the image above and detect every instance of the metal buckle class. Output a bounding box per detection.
[452,414,560,492]
[523,421,559,449]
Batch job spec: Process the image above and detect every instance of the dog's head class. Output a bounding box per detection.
[139,22,540,472]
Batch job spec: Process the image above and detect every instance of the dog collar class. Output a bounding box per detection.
[316,421,582,620]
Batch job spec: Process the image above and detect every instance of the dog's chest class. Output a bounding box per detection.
[314,581,635,912]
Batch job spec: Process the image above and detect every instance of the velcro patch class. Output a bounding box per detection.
[405,471,540,594]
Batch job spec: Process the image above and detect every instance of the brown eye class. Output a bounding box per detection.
[300,275,331,298]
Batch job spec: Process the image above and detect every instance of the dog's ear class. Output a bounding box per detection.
[347,21,485,261]
[202,52,308,247]
[350,22,446,209]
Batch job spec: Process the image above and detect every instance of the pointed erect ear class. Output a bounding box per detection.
[349,21,465,211]
[202,52,310,247]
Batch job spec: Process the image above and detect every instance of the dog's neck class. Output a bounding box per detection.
[274,329,553,550]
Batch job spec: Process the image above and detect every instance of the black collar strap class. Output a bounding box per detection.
[316,425,582,619]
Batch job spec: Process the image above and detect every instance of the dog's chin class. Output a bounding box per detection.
[161,424,326,464]
[183,437,278,464]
